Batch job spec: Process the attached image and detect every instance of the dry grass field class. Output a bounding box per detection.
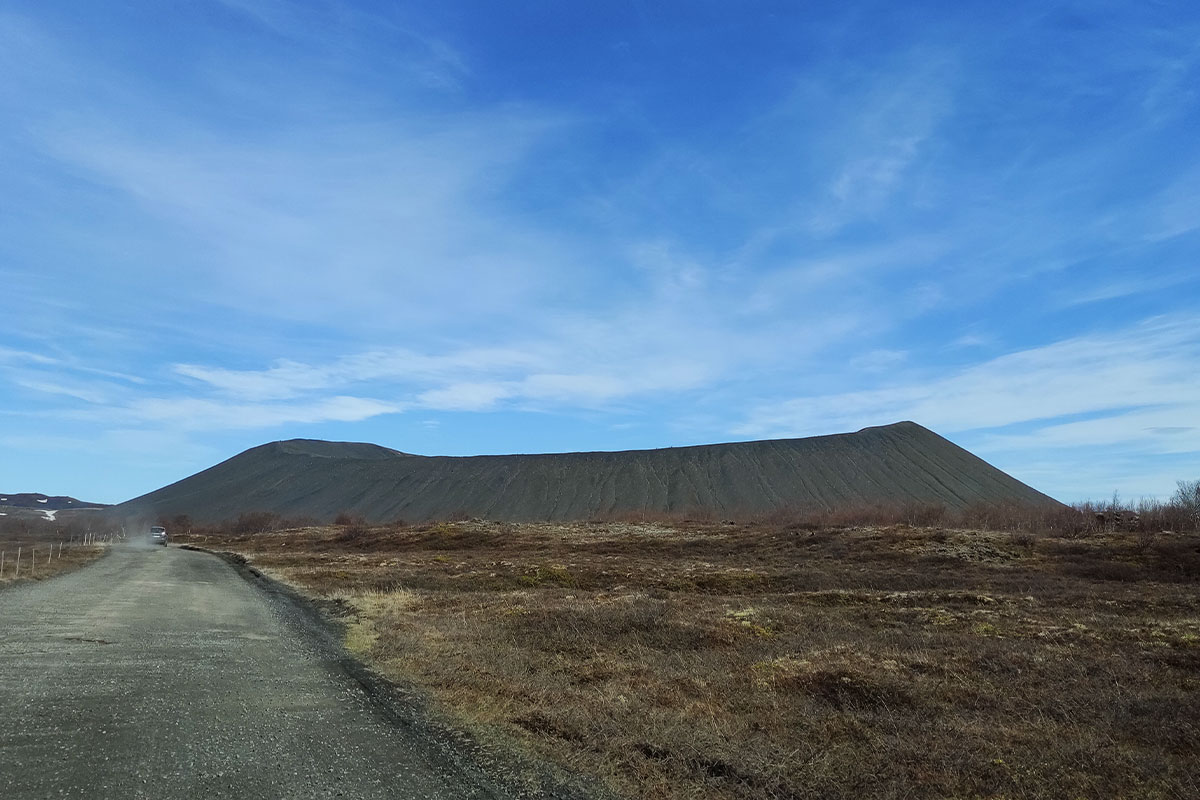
[178,518,1200,800]
[0,521,111,586]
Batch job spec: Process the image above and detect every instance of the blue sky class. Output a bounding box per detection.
[2,1,1198,504]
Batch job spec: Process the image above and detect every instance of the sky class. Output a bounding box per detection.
[1,1,1198,505]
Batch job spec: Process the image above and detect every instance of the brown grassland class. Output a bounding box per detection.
[175,514,1200,800]
[0,518,113,586]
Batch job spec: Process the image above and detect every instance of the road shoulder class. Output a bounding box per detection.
[178,543,613,800]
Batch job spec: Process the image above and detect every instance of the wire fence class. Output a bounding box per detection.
[0,530,124,581]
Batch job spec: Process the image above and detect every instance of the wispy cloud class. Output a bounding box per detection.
[0,346,57,366]
[12,378,112,405]
[1147,166,1200,242]
[415,361,713,413]
[37,113,570,330]
[824,55,954,217]
[124,395,402,431]
[2,2,1199,503]
[1055,271,1196,307]
[735,315,1200,446]
[212,0,471,90]
[174,348,545,402]
[982,409,1200,456]
[170,325,721,418]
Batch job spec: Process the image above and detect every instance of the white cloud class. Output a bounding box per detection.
[1056,271,1196,307]
[0,346,58,365]
[830,134,925,206]
[416,363,713,413]
[37,108,573,333]
[175,347,550,402]
[981,409,1200,455]
[0,347,144,406]
[126,395,402,430]
[735,315,1200,442]
[416,382,513,412]
[165,314,729,420]
[810,52,955,230]
[732,315,1200,500]
[12,378,111,405]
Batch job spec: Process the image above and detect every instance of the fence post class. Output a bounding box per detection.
[15,546,20,578]
[30,549,35,576]
[1,550,4,577]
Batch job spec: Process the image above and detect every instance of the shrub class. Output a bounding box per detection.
[230,511,284,535]
[1171,480,1200,530]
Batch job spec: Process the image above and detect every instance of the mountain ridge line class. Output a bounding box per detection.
[110,421,1061,524]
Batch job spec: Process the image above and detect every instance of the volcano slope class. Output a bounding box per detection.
[113,422,1059,524]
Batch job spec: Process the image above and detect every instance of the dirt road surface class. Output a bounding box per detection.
[0,544,530,799]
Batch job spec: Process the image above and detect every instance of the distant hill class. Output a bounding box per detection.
[0,493,108,511]
[110,422,1060,524]
[0,493,108,521]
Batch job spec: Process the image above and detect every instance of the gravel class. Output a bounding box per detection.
[0,544,569,799]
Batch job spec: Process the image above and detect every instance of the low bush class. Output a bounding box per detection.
[179,518,1200,800]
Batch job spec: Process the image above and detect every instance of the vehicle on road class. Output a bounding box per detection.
[148,525,168,546]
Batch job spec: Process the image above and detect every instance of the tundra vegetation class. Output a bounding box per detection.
[0,516,117,585]
[170,489,1200,800]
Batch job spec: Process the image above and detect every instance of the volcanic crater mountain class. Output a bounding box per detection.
[113,422,1059,524]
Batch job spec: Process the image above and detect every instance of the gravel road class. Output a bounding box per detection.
[0,544,529,799]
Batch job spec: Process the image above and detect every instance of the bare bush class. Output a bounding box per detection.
[230,511,286,535]
[1172,479,1200,530]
